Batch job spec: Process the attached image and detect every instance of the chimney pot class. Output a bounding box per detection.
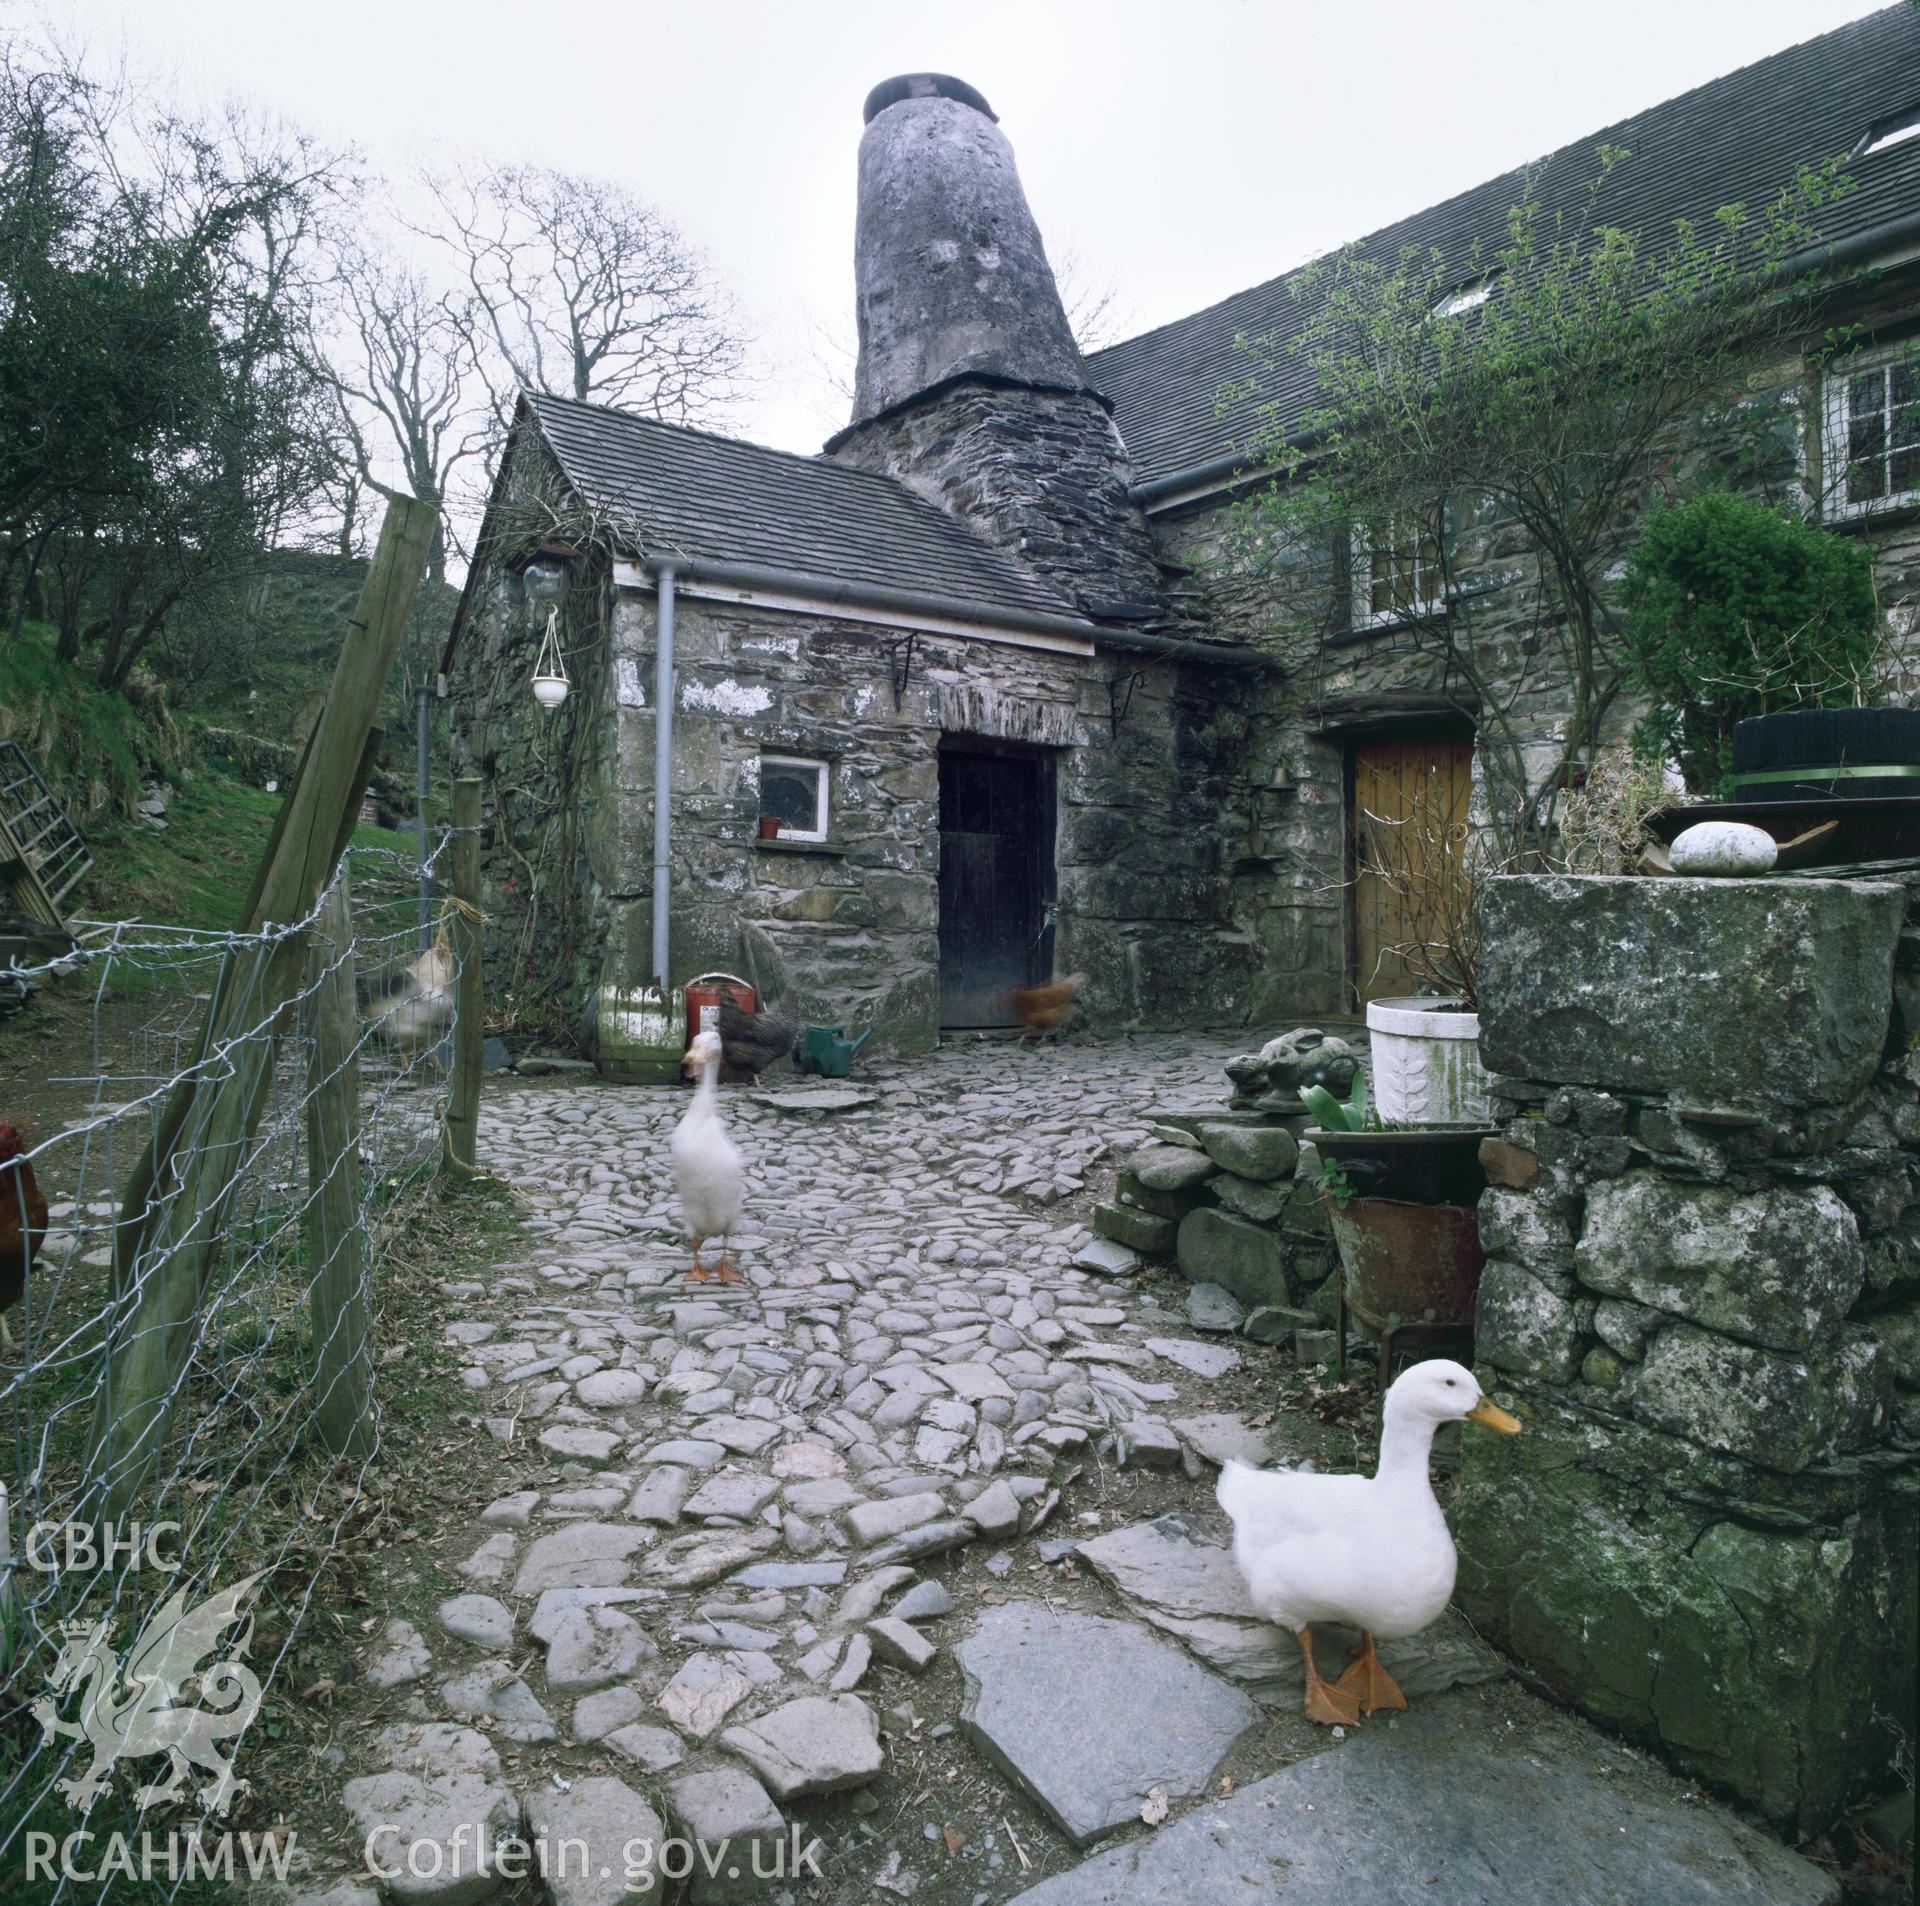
[862,73,997,125]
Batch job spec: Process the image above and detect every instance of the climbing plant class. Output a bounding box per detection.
[1221,150,1856,856]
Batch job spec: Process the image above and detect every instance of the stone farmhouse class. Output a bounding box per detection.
[445,8,1920,1049]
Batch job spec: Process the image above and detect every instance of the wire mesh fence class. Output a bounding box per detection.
[0,834,477,1898]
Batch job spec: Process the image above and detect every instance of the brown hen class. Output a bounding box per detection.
[1007,974,1085,1045]
[0,1119,48,1354]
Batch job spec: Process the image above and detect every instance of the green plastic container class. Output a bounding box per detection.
[595,982,686,1084]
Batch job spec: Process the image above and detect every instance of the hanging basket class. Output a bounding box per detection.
[531,608,570,710]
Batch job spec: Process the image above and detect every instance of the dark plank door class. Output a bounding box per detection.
[1350,731,1475,1005]
[939,749,1046,1028]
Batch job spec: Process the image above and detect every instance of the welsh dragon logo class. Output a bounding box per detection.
[29,1572,265,1814]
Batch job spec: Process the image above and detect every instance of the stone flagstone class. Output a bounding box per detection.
[658,1652,753,1737]
[954,1601,1260,1845]
[720,1693,885,1798]
[524,1777,667,1906]
[664,1764,788,1906]
[998,1697,1838,1906]
[1076,1513,1502,1699]
[513,1522,648,1597]
[341,1723,519,1906]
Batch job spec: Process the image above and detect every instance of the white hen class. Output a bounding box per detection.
[671,1028,744,1283]
[1217,1358,1519,1725]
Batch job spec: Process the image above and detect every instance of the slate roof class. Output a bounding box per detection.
[1086,5,1920,493]
[520,390,1086,624]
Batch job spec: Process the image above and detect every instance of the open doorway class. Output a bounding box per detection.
[937,742,1057,1028]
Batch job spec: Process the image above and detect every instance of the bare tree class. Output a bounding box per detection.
[424,160,749,434]
[312,244,482,582]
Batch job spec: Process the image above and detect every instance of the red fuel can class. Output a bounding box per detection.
[683,971,756,1053]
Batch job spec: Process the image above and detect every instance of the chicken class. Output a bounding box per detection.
[672,1029,745,1283]
[365,933,454,1066]
[0,1119,48,1355]
[1007,973,1085,1045]
[718,995,797,1082]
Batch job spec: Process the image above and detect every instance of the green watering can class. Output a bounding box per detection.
[794,1023,873,1078]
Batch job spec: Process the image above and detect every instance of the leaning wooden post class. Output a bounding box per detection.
[88,492,435,1518]
[306,874,372,1456]
[442,775,485,1177]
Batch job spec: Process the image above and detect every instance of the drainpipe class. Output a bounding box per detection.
[651,563,677,988]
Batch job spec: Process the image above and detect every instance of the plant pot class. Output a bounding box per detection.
[1307,1125,1495,1205]
[1365,995,1492,1125]
[1326,1195,1486,1344]
[758,815,782,839]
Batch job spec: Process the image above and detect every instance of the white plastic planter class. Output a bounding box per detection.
[1365,995,1492,1126]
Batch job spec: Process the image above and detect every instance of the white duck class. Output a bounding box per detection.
[670,1028,745,1284]
[1217,1358,1520,1726]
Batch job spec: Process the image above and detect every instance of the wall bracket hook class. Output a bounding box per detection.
[884,632,919,713]
[1107,668,1147,740]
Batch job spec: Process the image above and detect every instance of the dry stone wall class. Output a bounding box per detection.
[1454,872,1920,1835]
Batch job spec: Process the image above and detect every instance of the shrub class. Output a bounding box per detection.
[1620,492,1879,794]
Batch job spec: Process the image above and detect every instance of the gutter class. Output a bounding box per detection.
[617,554,1266,666]
[1128,207,1920,515]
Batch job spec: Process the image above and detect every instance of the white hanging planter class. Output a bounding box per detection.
[531,607,570,710]
[1365,995,1492,1126]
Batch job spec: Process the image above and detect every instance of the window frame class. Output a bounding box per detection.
[1349,502,1450,631]
[757,752,831,843]
[1821,344,1920,522]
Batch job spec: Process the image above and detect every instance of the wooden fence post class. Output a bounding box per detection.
[306,875,371,1457]
[88,492,435,1518]
[443,776,485,1177]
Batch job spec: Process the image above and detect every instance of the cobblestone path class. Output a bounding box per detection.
[272,1034,1836,1906]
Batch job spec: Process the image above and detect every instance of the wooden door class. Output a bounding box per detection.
[938,749,1050,1028]
[1350,731,1474,1005]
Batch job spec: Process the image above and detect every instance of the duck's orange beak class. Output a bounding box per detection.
[1465,1397,1522,1434]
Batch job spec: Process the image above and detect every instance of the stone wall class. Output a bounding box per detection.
[1090,1033,1352,1345]
[1142,295,1920,1013]
[1453,872,1920,1834]
[455,548,1292,1046]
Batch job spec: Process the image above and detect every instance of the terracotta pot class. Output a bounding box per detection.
[758,815,782,839]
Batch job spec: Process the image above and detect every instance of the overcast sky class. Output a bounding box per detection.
[49,0,1894,456]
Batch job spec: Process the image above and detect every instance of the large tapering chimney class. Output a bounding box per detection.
[829,75,1168,625]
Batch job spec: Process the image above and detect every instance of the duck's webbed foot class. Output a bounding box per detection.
[1297,1627,1361,1726]
[1335,1630,1408,1715]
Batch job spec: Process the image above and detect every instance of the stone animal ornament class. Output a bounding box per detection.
[1217,1360,1520,1725]
[1225,1028,1361,1113]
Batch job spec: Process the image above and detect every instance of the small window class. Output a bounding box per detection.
[1432,280,1494,319]
[1860,106,1920,158]
[1823,349,1920,519]
[758,754,829,841]
[1352,504,1447,627]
